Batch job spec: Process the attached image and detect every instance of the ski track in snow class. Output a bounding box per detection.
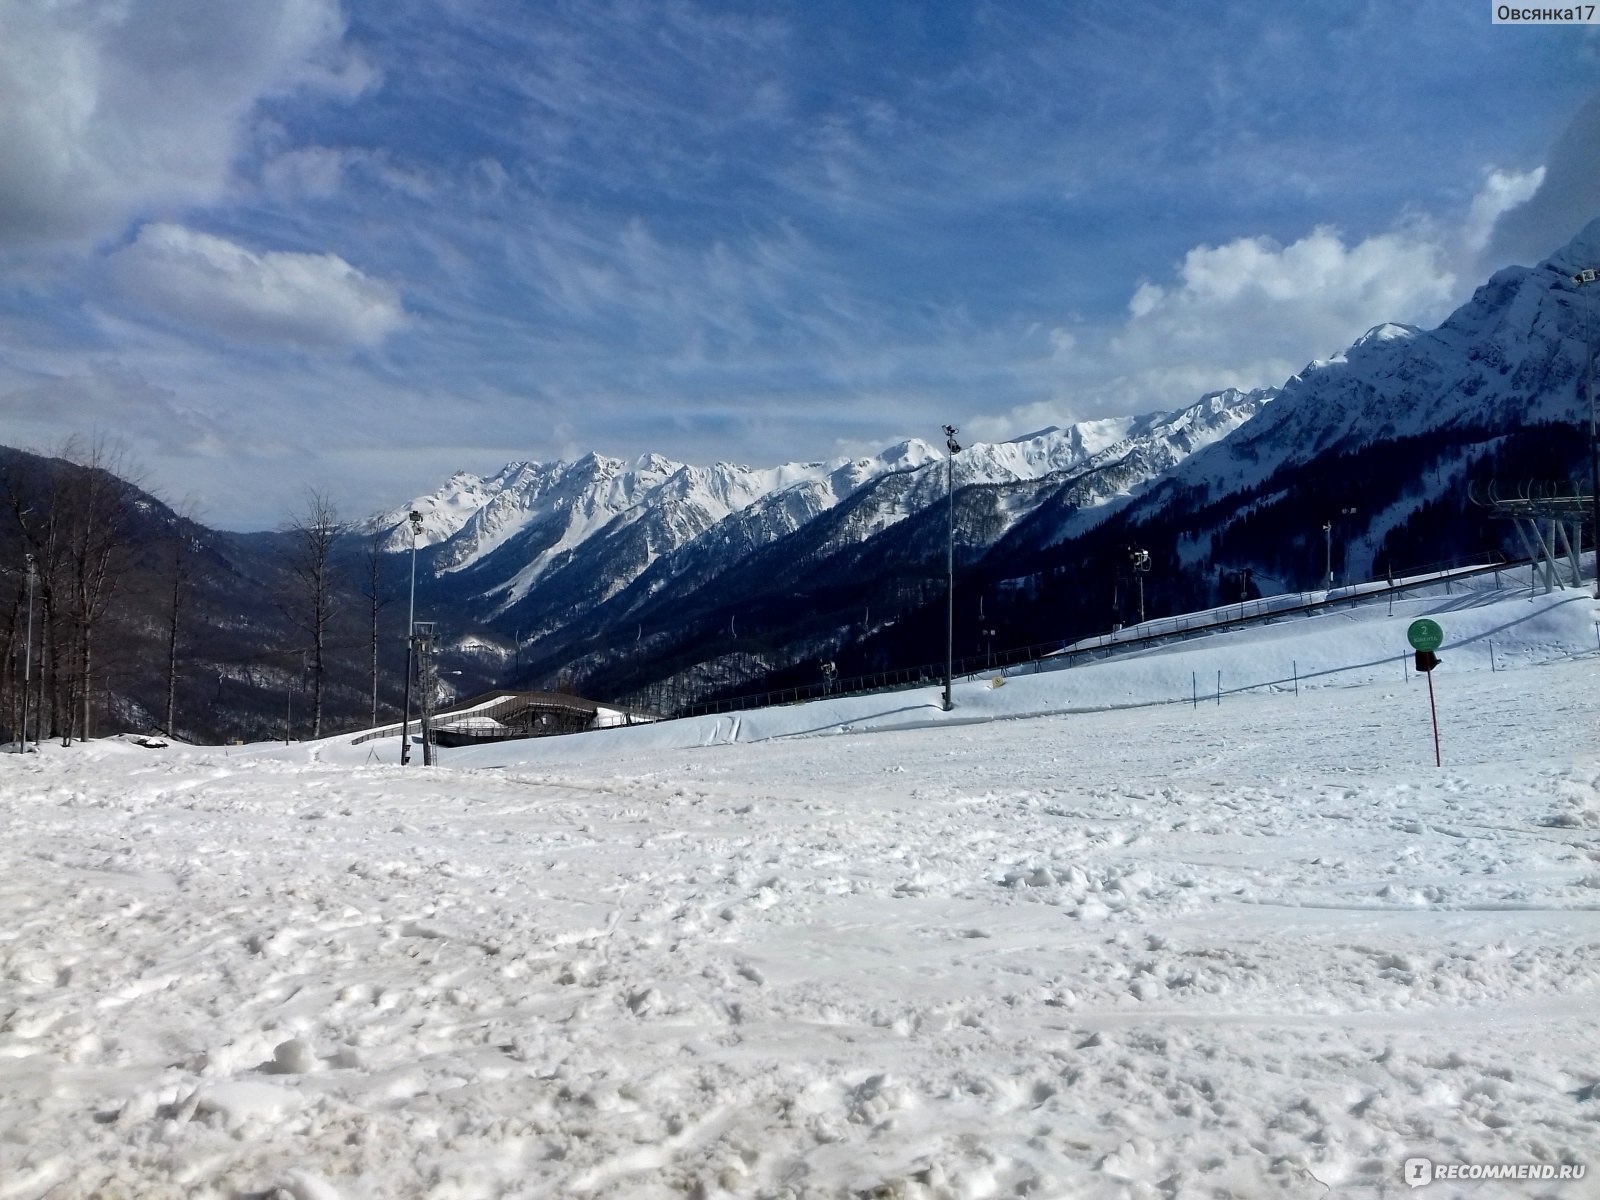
[2,592,1599,1198]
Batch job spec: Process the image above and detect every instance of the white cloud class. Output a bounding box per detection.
[260,146,351,199]
[1484,89,1600,268]
[0,0,372,247]
[1094,225,1456,408]
[1047,327,1076,357]
[258,143,437,202]
[107,223,405,351]
[1463,166,1544,253]
[963,400,1072,445]
[982,199,1532,439]
[1124,227,1455,340]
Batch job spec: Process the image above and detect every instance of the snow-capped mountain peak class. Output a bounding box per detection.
[372,469,506,549]
[367,386,1272,649]
[1352,322,1421,349]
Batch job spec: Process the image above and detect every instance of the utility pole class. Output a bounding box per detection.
[401,510,422,765]
[415,621,438,766]
[19,553,34,753]
[942,424,962,712]
[1324,507,1356,588]
[285,654,297,745]
[1574,269,1600,598]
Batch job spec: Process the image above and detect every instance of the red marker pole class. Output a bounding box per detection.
[1425,669,1441,767]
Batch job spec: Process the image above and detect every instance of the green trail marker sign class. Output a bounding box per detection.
[1405,619,1444,766]
[1407,619,1444,652]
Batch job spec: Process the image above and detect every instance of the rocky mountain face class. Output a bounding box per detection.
[976,227,1599,659]
[383,384,1273,704]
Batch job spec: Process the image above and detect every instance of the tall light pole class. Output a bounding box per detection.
[1130,547,1151,624]
[401,510,422,765]
[1324,507,1356,589]
[942,424,962,712]
[18,553,34,753]
[1573,269,1600,598]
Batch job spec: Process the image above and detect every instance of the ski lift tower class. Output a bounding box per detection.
[1477,482,1590,594]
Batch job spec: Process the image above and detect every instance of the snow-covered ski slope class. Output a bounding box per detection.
[313,573,1595,767]
[3,580,1598,1198]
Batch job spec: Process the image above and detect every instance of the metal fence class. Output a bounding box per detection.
[674,556,1530,719]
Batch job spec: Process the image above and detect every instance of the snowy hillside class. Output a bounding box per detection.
[3,576,1596,1197]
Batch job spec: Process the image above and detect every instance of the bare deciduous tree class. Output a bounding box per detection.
[1,577,23,745]
[359,526,393,729]
[160,513,201,737]
[6,455,65,739]
[283,490,342,739]
[4,438,138,743]
[61,439,137,741]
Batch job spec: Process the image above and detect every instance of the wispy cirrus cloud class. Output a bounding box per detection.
[3,0,1597,525]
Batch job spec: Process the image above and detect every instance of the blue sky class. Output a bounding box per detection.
[1,0,1597,528]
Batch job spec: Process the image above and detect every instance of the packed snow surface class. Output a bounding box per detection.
[3,584,1598,1198]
